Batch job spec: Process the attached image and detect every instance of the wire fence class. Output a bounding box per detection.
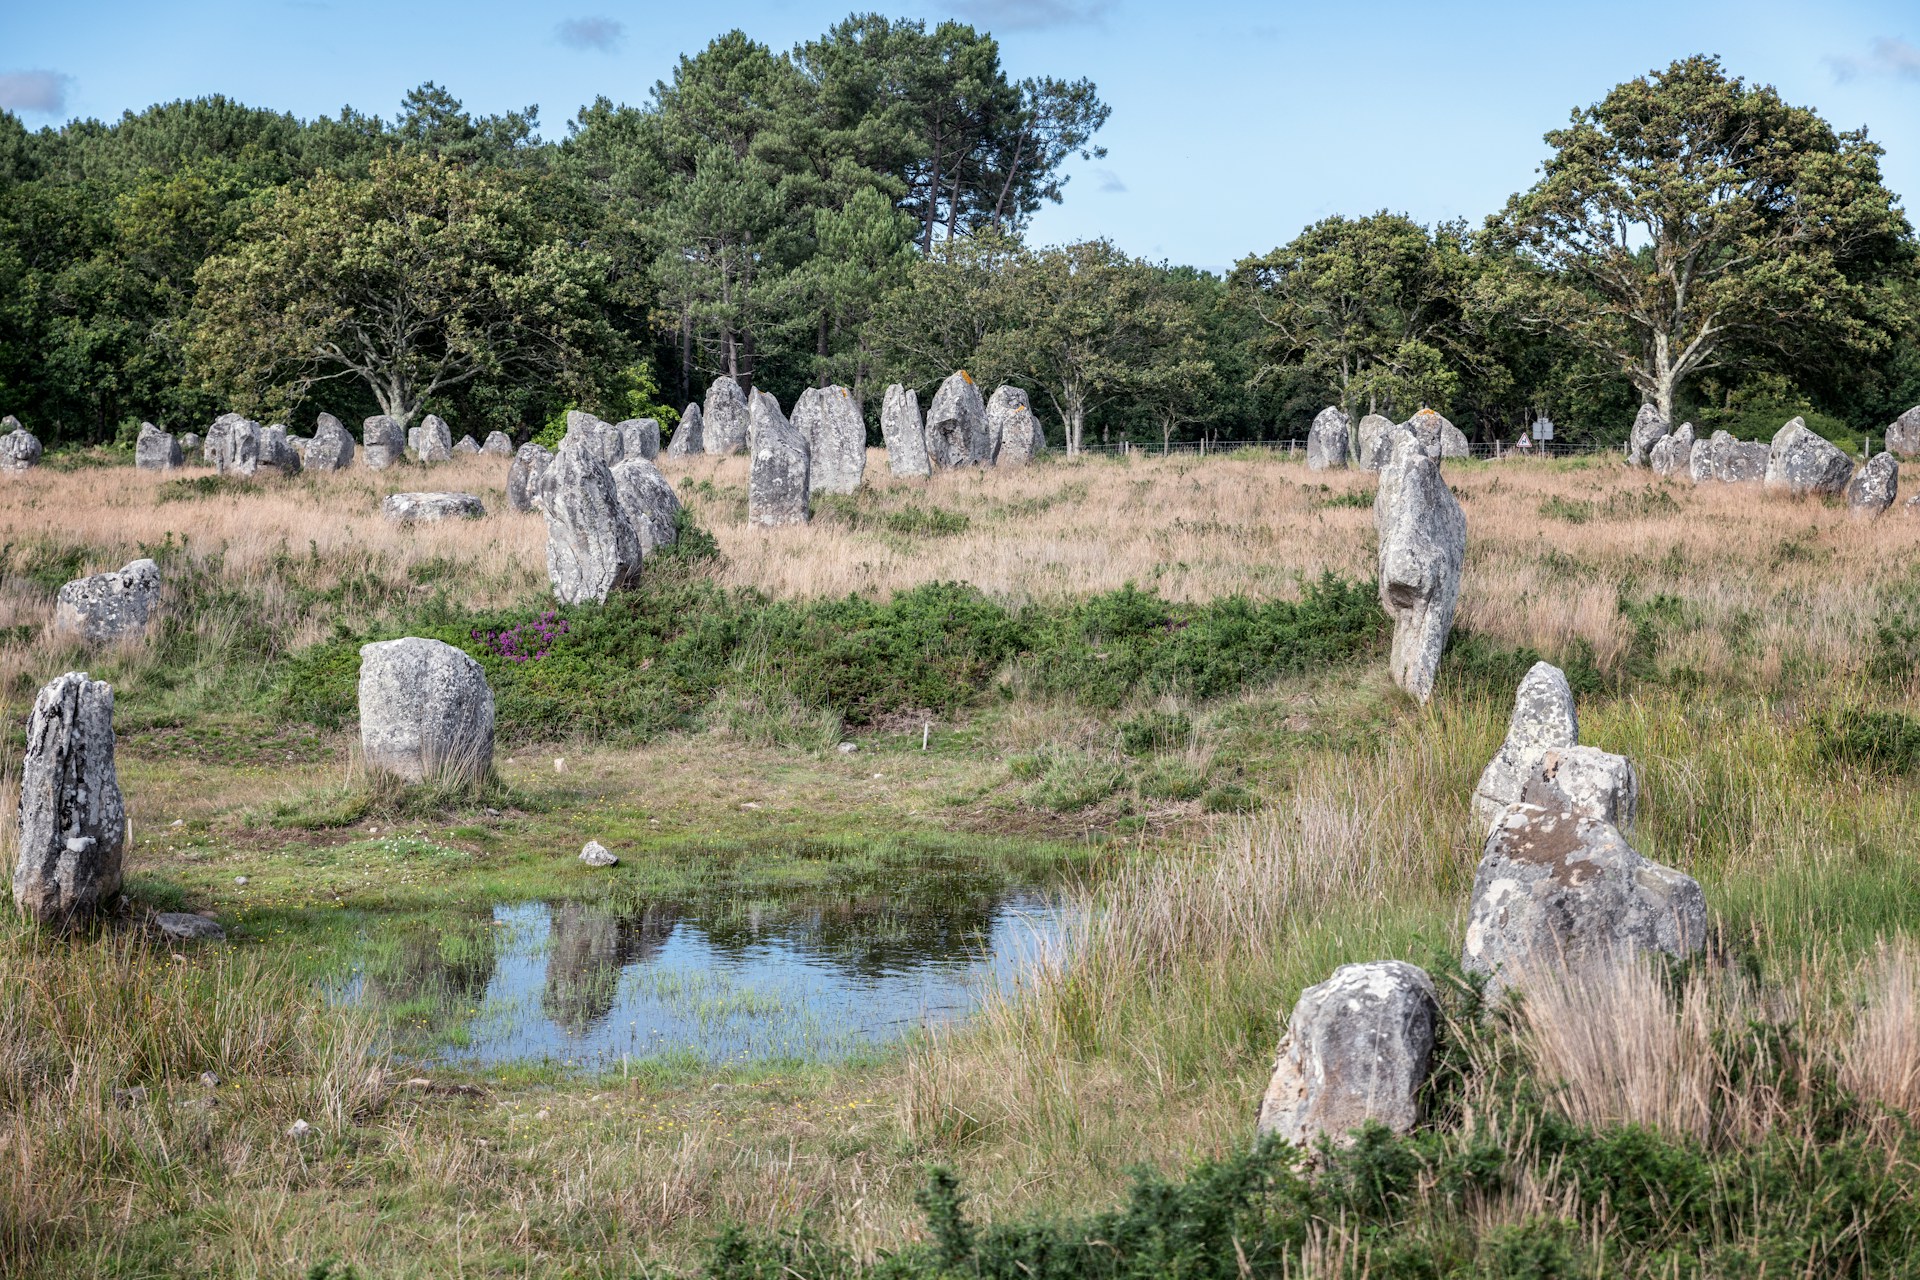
[1072,438,1602,461]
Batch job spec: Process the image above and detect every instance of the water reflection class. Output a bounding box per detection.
[348,887,1069,1068]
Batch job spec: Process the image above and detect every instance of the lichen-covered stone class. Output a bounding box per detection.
[13,671,125,924]
[542,436,641,604]
[357,638,495,786]
[1519,746,1639,831]
[881,384,929,478]
[609,457,682,557]
[206,414,259,476]
[362,416,406,470]
[481,431,515,457]
[54,559,161,643]
[0,421,42,471]
[1306,406,1350,471]
[381,492,486,524]
[1765,417,1853,498]
[258,423,301,474]
[1626,403,1669,467]
[1406,408,1469,460]
[616,418,660,462]
[667,404,704,457]
[990,386,1044,466]
[453,435,481,456]
[305,417,355,470]
[1886,406,1920,458]
[927,371,990,467]
[1355,414,1396,472]
[409,414,453,463]
[748,391,810,527]
[1471,662,1579,832]
[135,422,182,471]
[703,377,750,455]
[1688,430,1768,484]
[507,442,552,514]
[1649,421,1695,478]
[1375,426,1465,702]
[1256,961,1438,1148]
[1846,451,1899,517]
[793,385,865,494]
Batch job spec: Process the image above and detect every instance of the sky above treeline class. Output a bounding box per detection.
[2,0,1917,270]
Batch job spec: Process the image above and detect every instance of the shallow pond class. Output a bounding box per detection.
[340,884,1072,1068]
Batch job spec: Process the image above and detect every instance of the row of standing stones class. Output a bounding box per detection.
[1304,402,1920,517]
[1261,418,1704,1152]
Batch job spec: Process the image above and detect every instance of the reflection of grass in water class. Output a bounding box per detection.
[629,967,794,1024]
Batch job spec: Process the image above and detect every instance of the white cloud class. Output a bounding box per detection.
[556,16,625,52]
[1826,36,1920,83]
[949,0,1116,31]
[0,70,72,115]
[1095,168,1127,193]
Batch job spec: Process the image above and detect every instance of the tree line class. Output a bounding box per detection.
[0,22,1914,452]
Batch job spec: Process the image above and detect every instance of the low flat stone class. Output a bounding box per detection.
[381,492,485,523]
[55,559,161,643]
[155,912,226,942]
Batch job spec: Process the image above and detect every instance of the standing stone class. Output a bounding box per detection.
[0,420,41,472]
[13,672,125,924]
[748,391,810,527]
[54,559,162,643]
[666,404,704,457]
[1648,421,1695,478]
[616,418,661,462]
[207,414,259,477]
[610,457,683,557]
[543,436,641,604]
[305,417,355,471]
[1375,426,1466,703]
[1846,452,1899,516]
[703,377,750,455]
[926,371,991,467]
[1626,403,1670,468]
[1688,430,1768,484]
[1887,406,1920,458]
[362,416,406,470]
[1462,804,1706,1003]
[409,414,453,464]
[178,432,201,457]
[453,435,481,456]
[793,385,865,495]
[988,386,1042,466]
[1355,414,1396,472]
[1471,662,1579,832]
[1405,407,1469,460]
[507,442,553,514]
[357,638,495,787]
[481,431,515,457]
[258,424,301,474]
[1305,406,1350,472]
[564,410,626,467]
[1765,417,1853,498]
[134,422,182,471]
[1256,961,1438,1147]
[881,384,930,478]
[381,493,486,523]
[287,436,310,464]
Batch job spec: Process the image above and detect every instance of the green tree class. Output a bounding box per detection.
[1487,55,1914,423]
[189,152,612,425]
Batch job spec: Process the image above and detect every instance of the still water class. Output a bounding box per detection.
[342,886,1072,1068]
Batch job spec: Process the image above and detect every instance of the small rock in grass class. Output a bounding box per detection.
[579,840,618,867]
[837,741,858,754]
[155,912,225,942]
[286,1119,313,1139]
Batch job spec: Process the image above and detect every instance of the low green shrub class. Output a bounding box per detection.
[1814,707,1920,775]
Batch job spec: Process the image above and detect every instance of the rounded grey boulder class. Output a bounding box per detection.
[609,457,682,557]
[1626,403,1670,467]
[666,404,704,457]
[793,385,866,494]
[927,371,990,467]
[989,385,1043,466]
[1846,451,1898,516]
[1471,661,1578,832]
[1375,426,1465,703]
[54,558,161,643]
[258,424,301,475]
[305,417,355,471]
[453,434,481,456]
[358,638,494,786]
[1765,417,1852,498]
[543,436,641,604]
[362,416,406,470]
[1305,406,1350,471]
[507,442,553,514]
[880,384,930,478]
[1689,430,1768,484]
[0,422,43,472]
[135,422,182,471]
[1256,961,1437,1148]
[381,492,486,524]
[748,391,811,527]
[1887,406,1920,458]
[14,671,126,924]
[703,377,750,455]
[1462,804,1706,1003]
[481,431,515,457]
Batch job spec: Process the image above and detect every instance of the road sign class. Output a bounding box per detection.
[1531,417,1555,442]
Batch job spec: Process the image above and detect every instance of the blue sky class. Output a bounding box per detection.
[2,0,1916,269]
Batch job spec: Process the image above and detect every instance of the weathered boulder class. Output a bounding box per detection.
[1648,421,1695,478]
[1626,403,1669,467]
[381,492,486,524]
[991,386,1044,466]
[564,410,626,467]
[258,424,301,474]
[178,432,201,456]
[666,404,704,457]
[609,457,682,557]
[1887,406,1920,458]
[481,430,515,457]
[13,671,125,924]
[1406,408,1469,460]
[134,422,182,471]
[453,435,481,456]
[362,416,407,470]
[1375,426,1465,703]
[881,384,930,478]
[1306,406,1350,472]
[543,436,641,604]
[305,417,355,471]
[409,414,453,464]
[927,371,991,467]
[287,436,310,464]
[579,840,619,868]
[1846,451,1899,517]
[1355,414,1396,472]
[0,421,41,471]
[1765,418,1853,498]
[1256,961,1438,1148]
[1688,430,1768,484]
[703,377,750,455]
[0,414,17,432]
[357,637,495,786]
[1462,804,1706,1002]
[793,385,865,494]
[54,559,161,643]
[748,391,810,527]
[507,442,553,514]
[1521,746,1639,831]
[616,418,660,462]
[1471,661,1578,832]
[154,912,225,942]
[206,414,259,476]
